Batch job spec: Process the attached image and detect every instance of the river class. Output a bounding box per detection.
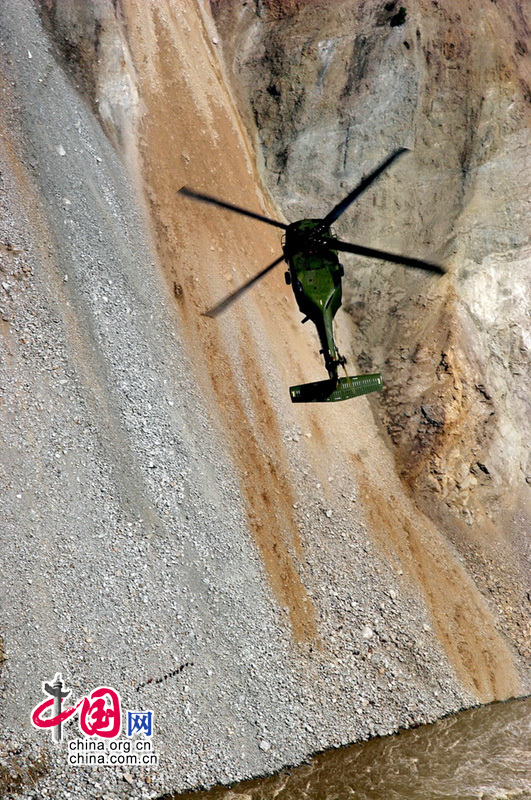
[168,696,531,800]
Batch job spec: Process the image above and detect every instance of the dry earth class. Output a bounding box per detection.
[212,0,531,665]
[0,1,529,798]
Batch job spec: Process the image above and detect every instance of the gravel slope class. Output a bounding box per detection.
[0,2,527,798]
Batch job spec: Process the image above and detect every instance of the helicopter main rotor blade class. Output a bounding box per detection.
[323,148,409,227]
[205,254,286,318]
[329,239,445,274]
[179,187,288,230]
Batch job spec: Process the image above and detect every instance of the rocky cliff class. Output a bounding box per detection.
[0,1,529,798]
[212,0,531,664]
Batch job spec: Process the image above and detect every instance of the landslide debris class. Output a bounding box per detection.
[211,0,531,667]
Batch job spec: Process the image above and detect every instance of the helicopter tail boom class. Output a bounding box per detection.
[290,374,383,403]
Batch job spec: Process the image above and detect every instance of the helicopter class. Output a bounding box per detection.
[179,148,445,403]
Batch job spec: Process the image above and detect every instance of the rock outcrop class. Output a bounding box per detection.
[211,0,531,662]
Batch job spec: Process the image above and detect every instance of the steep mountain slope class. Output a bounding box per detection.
[212,0,531,666]
[0,0,528,797]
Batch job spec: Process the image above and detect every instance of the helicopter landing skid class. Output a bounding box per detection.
[289,374,383,403]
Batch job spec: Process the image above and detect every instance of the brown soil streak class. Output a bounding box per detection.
[351,453,520,701]
[121,0,316,641]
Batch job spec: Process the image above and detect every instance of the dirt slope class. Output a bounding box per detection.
[0,0,528,797]
[120,0,524,696]
[212,0,531,669]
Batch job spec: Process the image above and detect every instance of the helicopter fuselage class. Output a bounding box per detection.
[180,148,442,401]
[283,219,345,382]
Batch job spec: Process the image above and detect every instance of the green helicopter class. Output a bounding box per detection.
[179,148,444,403]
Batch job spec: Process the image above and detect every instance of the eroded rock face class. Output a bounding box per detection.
[34,0,140,153]
[1,1,529,796]
[211,0,531,529]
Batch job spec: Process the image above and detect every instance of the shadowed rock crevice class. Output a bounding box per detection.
[34,0,140,153]
[33,0,104,109]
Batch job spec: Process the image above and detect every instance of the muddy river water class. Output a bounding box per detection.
[170,696,531,800]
